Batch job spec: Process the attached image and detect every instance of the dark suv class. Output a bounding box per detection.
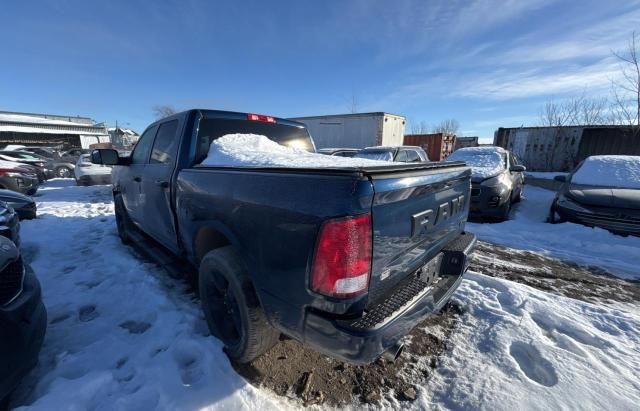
[447,146,525,220]
[549,155,640,235]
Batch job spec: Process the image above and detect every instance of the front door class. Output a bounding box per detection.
[140,119,182,252]
[120,125,158,226]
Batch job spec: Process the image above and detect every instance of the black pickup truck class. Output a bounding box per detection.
[92,109,476,364]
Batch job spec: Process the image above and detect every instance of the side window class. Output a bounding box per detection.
[406,150,421,162]
[131,125,158,164]
[150,120,179,164]
[395,150,408,162]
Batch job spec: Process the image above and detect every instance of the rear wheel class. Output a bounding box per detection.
[114,195,132,244]
[55,166,73,178]
[199,247,279,363]
[547,201,565,224]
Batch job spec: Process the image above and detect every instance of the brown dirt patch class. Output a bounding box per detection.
[470,241,640,305]
[233,303,462,407]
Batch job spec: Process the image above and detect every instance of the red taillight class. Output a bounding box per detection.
[247,113,276,123]
[0,167,20,175]
[310,214,372,298]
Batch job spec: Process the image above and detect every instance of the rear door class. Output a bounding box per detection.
[139,119,182,251]
[120,125,158,224]
[366,165,471,304]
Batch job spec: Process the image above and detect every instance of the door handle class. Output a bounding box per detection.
[133,176,141,182]
[155,180,169,188]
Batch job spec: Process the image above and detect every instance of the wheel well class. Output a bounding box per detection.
[194,227,231,262]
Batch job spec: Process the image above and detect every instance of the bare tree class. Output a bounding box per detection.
[152,105,177,120]
[611,31,640,126]
[539,95,607,127]
[539,99,570,127]
[410,120,430,134]
[432,119,460,135]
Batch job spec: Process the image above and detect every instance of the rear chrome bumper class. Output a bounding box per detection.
[301,232,476,364]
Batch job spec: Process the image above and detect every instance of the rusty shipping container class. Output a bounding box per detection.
[403,133,456,161]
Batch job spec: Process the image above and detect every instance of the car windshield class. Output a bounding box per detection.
[354,150,394,161]
[571,156,640,189]
[448,149,506,179]
[448,149,505,168]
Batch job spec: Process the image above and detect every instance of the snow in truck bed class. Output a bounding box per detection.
[571,155,640,189]
[200,134,388,168]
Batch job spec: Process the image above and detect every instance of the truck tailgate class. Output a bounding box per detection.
[365,165,471,305]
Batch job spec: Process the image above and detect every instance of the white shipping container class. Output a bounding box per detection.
[289,112,406,150]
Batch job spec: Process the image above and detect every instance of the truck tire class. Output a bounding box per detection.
[114,195,132,244]
[199,246,279,363]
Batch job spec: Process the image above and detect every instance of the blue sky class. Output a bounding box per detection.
[1,0,639,141]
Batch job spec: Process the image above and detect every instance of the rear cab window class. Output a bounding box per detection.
[194,117,314,165]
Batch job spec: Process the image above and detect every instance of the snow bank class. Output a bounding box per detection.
[572,155,640,189]
[448,147,506,180]
[466,186,640,280]
[200,134,388,168]
[424,272,640,410]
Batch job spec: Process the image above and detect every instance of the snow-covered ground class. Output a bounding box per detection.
[466,186,640,280]
[10,180,640,410]
[426,272,640,410]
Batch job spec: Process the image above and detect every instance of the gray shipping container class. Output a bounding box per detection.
[289,112,406,150]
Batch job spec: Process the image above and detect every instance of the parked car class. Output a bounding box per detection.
[74,154,112,185]
[317,148,360,157]
[0,236,47,403]
[354,146,429,162]
[92,109,476,365]
[7,146,61,160]
[0,190,36,220]
[0,151,53,181]
[447,146,525,220]
[548,155,640,236]
[0,201,20,245]
[13,147,76,178]
[60,148,87,163]
[0,161,39,196]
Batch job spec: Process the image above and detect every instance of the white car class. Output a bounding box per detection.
[74,154,112,186]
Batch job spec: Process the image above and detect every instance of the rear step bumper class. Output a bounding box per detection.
[302,232,476,364]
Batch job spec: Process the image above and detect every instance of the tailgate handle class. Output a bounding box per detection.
[133,176,141,182]
[155,180,169,188]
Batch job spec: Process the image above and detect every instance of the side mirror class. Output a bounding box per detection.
[510,165,526,172]
[553,175,567,183]
[91,149,119,166]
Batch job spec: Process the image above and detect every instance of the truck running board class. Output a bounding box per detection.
[125,228,195,280]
